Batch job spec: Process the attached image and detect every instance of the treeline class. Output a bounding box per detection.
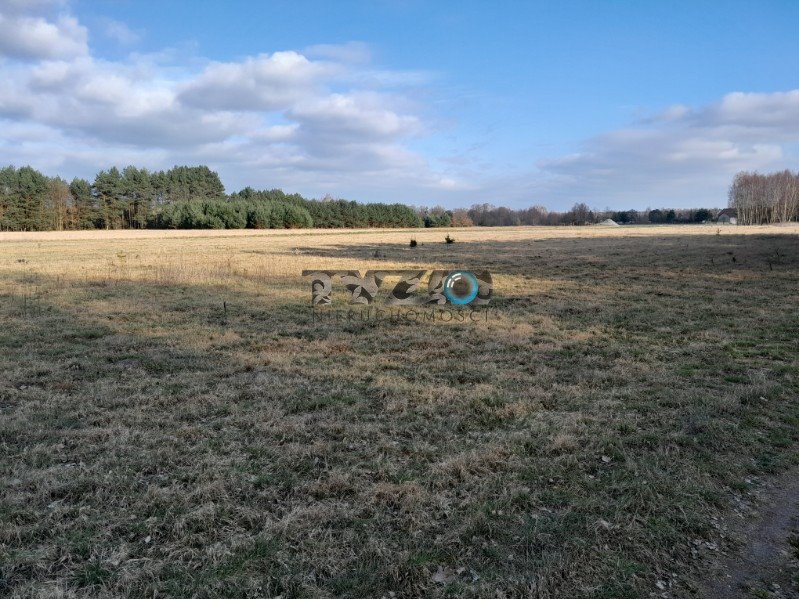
[8,162,784,232]
[149,197,314,230]
[459,203,717,226]
[0,165,421,231]
[0,165,227,231]
[729,170,799,225]
[232,190,422,228]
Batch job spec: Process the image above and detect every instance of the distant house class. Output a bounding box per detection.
[717,208,738,225]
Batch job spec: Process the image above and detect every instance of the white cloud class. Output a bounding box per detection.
[693,91,799,144]
[0,55,254,148]
[0,11,87,59]
[290,92,421,141]
[178,51,338,111]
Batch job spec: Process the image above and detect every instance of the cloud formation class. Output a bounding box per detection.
[531,90,799,208]
[0,11,86,60]
[0,1,452,197]
[178,51,336,112]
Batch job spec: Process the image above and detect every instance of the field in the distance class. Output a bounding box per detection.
[1,225,798,598]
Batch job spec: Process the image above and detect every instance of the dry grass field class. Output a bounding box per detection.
[1,224,798,598]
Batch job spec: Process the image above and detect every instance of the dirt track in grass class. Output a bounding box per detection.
[701,467,799,598]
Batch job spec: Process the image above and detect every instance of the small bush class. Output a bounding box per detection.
[409,238,417,247]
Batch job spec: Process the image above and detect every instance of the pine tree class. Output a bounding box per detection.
[69,178,96,229]
[94,167,124,229]
[15,166,49,231]
[121,166,153,228]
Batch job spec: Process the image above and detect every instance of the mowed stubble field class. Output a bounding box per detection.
[1,225,798,598]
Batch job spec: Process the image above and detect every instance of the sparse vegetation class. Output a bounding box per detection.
[1,225,798,597]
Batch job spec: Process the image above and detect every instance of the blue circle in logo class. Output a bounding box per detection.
[443,270,479,305]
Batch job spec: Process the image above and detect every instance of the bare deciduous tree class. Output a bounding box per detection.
[729,170,799,225]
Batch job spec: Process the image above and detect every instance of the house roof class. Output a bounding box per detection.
[718,208,738,218]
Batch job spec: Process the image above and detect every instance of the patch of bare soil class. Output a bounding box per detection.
[701,467,799,598]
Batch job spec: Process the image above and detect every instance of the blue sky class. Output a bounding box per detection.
[2,0,799,209]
